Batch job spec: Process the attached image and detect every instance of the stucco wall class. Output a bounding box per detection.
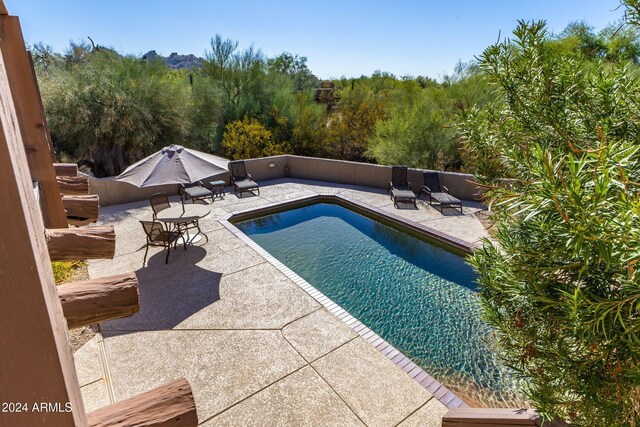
[90,155,481,206]
[88,170,229,206]
[245,155,481,201]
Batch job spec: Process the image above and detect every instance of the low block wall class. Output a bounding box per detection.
[90,155,481,206]
[243,155,481,201]
[88,171,229,206]
[240,156,288,182]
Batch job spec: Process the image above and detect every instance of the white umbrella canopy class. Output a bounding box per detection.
[115,145,228,187]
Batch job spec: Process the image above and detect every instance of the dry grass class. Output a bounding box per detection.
[52,260,88,284]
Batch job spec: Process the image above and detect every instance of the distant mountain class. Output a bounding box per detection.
[142,50,202,70]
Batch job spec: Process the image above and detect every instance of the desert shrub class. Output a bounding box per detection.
[221,117,285,159]
[40,51,192,176]
[459,19,640,426]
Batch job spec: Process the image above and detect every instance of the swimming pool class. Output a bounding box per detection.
[234,201,520,405]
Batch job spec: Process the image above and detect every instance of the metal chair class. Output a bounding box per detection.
[149,192,171,220]
[180,181,214,204]
[229,160,260,197]
[418,172,463,213]
[387,166,417,208]
[139,220,185,265]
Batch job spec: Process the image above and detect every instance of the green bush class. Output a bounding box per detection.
[369,83,457,169]
[459,20,640,426]
[39,51,192,176]
[221,117,285,159]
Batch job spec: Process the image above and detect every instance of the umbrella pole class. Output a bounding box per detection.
[179,184,185,214]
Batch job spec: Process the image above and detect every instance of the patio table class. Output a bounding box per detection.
[156,204,210,244]
[209,180,226,199]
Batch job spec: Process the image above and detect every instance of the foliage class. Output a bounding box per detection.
[221,117,285,159]
[51,261,83,285]
[33,35,495,174]
[290,92,329,157]
[551,19,640,63]
[39,49,192,176]
[458,19,640,426]
[34,16,640,178]
[202,34,266,122]
[369,82,453,168]
[367,62,492,171]
[326,85,386,162]
[268,52,318,91]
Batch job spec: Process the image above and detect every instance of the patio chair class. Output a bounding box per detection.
[387,166,417,208]
[180,181,214,204]
[149,192,171,220]
[229,160,260,197]
[140,220,185,265]
[418,171,463,213]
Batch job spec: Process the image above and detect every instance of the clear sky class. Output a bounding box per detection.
[8,0,626,80]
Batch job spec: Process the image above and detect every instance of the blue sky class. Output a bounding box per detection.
[8,1,625,80]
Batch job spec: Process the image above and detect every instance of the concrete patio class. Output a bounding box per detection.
[73,178,488,426]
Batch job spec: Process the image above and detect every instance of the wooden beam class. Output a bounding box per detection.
[57,174,89,195]
[54,162,78,176]
[0,33,86,425]
[0,15,68,228]
[63,194,99,224]
[57,273,139,329]
[442,408,542,426]
[86,377,198,427]
[46,226,116,261]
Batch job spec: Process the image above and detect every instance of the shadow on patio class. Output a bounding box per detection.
[100,246,222,335]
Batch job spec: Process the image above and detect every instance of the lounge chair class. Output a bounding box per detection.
[418,172,463,213]
[140,220,185,265]
[180,181,214,204]
[149,192,171,220]
[387,166,417,208]
[229,160,260,197]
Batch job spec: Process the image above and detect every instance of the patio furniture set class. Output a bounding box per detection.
[388,166,463,213]
[122,147,457,264]
[140,193,210,265]
[139,160,261,265]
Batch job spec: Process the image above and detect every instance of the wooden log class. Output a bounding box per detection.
[54,162,78,176]
[87,377,198,427]
[56,174,89,195]
[63,194,99,224]
[46,225,115,261]
[442,408,542,426]
[57,272,139,329]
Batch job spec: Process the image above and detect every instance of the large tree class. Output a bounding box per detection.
[40,48,192,176]
[458,18,640,426]
[202,34,266,122]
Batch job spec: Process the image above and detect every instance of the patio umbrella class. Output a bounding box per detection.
[115,145,228,187]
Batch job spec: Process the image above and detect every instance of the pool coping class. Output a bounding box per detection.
[220,193,473,410]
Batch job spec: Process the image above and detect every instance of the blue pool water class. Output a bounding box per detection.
[236,202,520,404]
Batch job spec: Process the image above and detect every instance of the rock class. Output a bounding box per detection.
[142,50,202,70]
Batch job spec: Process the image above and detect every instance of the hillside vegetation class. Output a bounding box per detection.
[34,19,640,178]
